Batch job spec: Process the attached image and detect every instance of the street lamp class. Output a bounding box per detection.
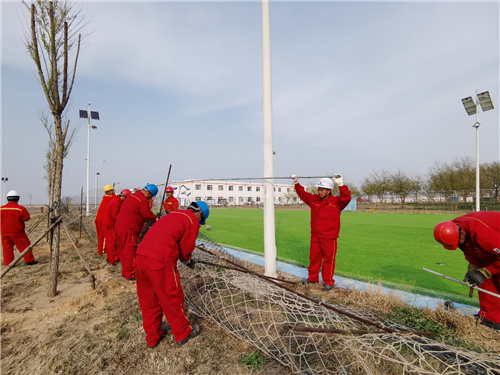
[1,176,8,205]
[79,103,100,215]
[461,90,494,212]
[95,160,106,208]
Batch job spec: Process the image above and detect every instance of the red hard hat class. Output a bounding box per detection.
[166,186,174,192]
[120,189,132,197]
[433,221,459,250]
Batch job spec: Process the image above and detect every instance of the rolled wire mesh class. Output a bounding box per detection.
[184,232,500,375]
[63,212,500,374]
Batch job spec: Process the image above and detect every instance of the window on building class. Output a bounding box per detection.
[256,187,260,192]
[229,186,234,191]
[195,197,201,201]
[247,186,252,192]
[238,197,244,202]
[207,185,213,191]
[278,187,281,192]
[239,186,243,191]
[256,197,261,202]
[229,197,234,202]
[287,188,291,192]
[218,185,224,191]
[195,185,201,190]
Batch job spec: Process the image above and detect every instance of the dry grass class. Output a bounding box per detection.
[1,210,498,375]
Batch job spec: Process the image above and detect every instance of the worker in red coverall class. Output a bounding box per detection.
[102,189,131,265]
[292,174,351,291]
[162,186,179,213]
[1,190,38,267]
[434,211,500,331]
[114,184,158,280]
[95,184,115,255]
[135,200,210,347]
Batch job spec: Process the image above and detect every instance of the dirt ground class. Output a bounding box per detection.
[1,209,499,375]
[1,210,290,375]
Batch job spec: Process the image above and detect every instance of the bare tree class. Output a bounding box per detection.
[361,170,391,203]
[25,0,85,297]
[427,157,475,210]
[389,170,419,207]
[482,161,500,203]
[40,111,76,201]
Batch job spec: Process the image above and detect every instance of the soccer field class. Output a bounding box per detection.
[199,208,480,306]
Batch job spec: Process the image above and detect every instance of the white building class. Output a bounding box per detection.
[169,180,297,207]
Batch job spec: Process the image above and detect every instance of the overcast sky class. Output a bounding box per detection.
[1,0,499,205]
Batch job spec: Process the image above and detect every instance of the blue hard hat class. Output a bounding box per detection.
[189,200,210,225]
[145,184,158,197]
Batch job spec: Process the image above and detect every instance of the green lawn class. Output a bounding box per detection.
[200,208,479,306]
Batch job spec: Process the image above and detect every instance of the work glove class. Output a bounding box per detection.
[333,174,343,186]
[184,259,196,270]
[291,175,298,184]
[463,268,492,286]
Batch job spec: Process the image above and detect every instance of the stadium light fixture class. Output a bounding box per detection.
[461,90,494,212]
[79,103,100,215]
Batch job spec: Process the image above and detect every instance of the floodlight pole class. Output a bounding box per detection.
[473,105,480,212]
[86,102,91,215]
[261,0,277,278]
[462,91,494,212]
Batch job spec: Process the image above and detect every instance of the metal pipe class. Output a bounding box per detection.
[196,244,397,333]
[288,325,434,336]
[423,268,500,299]
[195,258,296,285]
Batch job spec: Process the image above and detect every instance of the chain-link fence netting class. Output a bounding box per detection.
[184,233,500,375]
[63,209,500,374]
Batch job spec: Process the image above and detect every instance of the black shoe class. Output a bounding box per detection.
[322,284,333,292]
[176,325,201,347]
[25,260,39,266]
[301,279,318,285]
[148,333,166,349]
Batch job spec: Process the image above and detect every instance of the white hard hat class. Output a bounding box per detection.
[316,178,333,190]
[6,190,19,197]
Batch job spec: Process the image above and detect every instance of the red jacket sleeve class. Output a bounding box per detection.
[140,200,157,223]
[20,206,31,222]
[338,185,352,210]
[470,225,500,275]
[295,183,315,206]
[178,220,200,262]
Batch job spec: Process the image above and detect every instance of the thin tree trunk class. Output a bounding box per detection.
[48,115,64,297]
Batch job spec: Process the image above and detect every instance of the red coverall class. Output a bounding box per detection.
[295,183,351,286]
[95,194,114,255]
[453,211,500,324]
[1,202,36,266]
[135,209,200,345]
[114,191,156,279]
[162,196,179,213]
[102,195,123,265]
